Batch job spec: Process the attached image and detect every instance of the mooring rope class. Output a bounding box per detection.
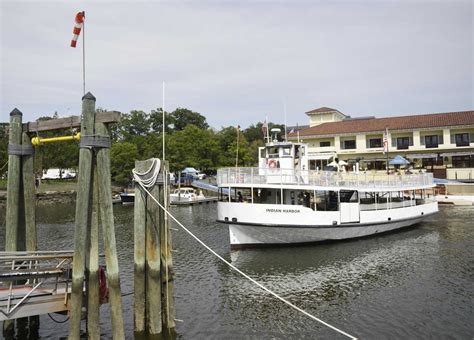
[132,173,358,340]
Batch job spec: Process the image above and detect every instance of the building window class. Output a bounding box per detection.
[455,133,470,147]
[320,141,330,147]
[425,135,439,148]
[397,137,410,150]
[343,140,356,149]
[369,138,382,148]
[422,157,443,167]
[452,155,472,168]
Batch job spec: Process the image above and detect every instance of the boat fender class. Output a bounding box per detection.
[268,159,277,168]
[99,266,108,304]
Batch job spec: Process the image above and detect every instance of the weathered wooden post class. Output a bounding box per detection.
[95,120,125,339]
[69,93,96,339]
[21,129,39,334]
[133,159,175,337]
[161,163,176,333]
[4,108,23,336]
[86,162,100,339]
[134,161,148,334]
[145,161,162,336]
[5,109,23,253]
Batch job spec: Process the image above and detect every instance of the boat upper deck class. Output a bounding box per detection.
[217,167,434,191]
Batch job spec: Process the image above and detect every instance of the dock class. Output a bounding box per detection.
[0,251,74,321]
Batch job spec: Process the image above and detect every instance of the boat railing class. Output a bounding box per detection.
[217,168,434,189]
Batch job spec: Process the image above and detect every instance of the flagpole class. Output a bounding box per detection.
[265,115,269,143]
[386,127,389,175]
[82,11,86,95]
[235,126,239,168]
[162,81,166,161]
[284,100,288,142]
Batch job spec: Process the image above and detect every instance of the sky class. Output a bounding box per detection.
[1,0,472,129]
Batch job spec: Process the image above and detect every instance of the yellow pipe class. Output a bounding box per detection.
[31,132,81,146]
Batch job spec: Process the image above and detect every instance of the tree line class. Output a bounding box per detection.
[0,108,284,184]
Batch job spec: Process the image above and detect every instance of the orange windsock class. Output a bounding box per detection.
[70,11,85,48]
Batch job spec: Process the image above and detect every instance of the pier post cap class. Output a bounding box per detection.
[82,92,96,101]
[10,108,22,116]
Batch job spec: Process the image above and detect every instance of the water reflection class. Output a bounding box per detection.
[0,203,472,339]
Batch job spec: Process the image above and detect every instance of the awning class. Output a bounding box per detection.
[405,154,437,159]
[440,152,474,157]
[308,153,334,160]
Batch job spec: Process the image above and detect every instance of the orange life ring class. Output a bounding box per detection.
[268,159,277,168]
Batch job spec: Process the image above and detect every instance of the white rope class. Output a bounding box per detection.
[133,158,161,188]
[133,174,358,340]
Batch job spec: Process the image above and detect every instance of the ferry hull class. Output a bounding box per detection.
[227,215,431,248]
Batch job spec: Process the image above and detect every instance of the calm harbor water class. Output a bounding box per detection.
[0,203,473,339]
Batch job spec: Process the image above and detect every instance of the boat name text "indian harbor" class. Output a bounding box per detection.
[266,208,301,213]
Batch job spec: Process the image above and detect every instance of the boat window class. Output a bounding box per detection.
[267,147,279,158]
[252,188,281,204]
[260,148,266,158]
[375,192,389,210]
[282,189,314,209]
[339,190,358,203]
[315,191,339,211]
[281,147,291,157]
[231,187,251,203]
[218,187,229,202]
[360,192,377,211]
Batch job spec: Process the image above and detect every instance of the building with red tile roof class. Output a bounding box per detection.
[288,107,474,180]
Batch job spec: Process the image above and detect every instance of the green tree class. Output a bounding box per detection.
[243,122,265,143]
[217,126,254,166]
[117,110,150,141]
[169,108,209,131]
[149,108,174,134]
[110,142,139,184]
[167,125,219,172]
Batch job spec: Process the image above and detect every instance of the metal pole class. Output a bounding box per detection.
[386,127,389,175]
[236,126,239,168]
[82,11,86,95]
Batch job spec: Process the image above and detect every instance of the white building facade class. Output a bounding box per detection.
[288,107,474,181]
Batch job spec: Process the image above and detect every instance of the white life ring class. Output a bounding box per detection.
[268,159,277,168]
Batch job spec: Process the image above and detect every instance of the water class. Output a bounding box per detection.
[0,203,473,339]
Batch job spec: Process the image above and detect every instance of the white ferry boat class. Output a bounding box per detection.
[217,141,438,249]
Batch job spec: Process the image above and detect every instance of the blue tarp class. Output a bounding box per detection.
[389,155,410,165]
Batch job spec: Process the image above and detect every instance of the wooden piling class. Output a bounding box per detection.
[145,161,162,336]
[21,131,36,254]
[134,159,176,337]
[95,120,125,339]
[5,109,22,253]
[69,93,96,339]
[87,161,100,340]
[21,131,40,334]
[133,161,147,334]
[161,164,176,332]
[4,109,23,337]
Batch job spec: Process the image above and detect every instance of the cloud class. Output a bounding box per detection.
[1,0,472,128]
